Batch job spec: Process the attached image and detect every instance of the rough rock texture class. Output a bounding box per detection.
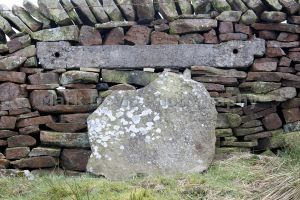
[87,73,217,180]
[37,39,265,69]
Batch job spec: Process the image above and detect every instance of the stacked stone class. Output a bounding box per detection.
[0,0,300,172]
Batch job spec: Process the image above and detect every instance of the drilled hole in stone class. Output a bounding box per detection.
[54,52,60,58]
[233,49,239,54]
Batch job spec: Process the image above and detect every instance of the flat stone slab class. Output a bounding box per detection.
[37,38,265,69]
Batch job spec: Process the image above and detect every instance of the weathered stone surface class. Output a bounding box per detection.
[262,113,282,130]
[204,29,219,44]
[261,11,286,23]
[235,23,251,34]
[86,0,109,23]
[114,0,135,21]
[278,33,299,42]
[219,33,247,42]
[288,52,300,62]
[29,147,61,157]
[61,149,91,171]
[40,131,90,148]
[0,117,16,130]
[19,125,40,135]
[46,123,86,133]
[282,98,300,108]
[169,19,217,34]
[217,113,242,128]
[179,34,204,44]
[8,108,30,116]
[267,41,299,48]
[17,116,54,128]
[23,0,51,29]
[227,0,247,12]
[60,113,90,123]
[239,82,281,94]
[240,9,257,25]
[151,32,179,45]
[252,23,300,33]
[58,89,98,105]
[7,35,31,54]
[177,0,192,14]
[124,25,151,45]
[0,98,30,111]
[241,120,262,128]
[246,72,281,82]
[102,0,124,21]
[11,156,57,169]
[35,105,97,114]
[282,108,300,123]
[219,22,233,34]
[0,131,17,139]
[60,0,83,25]
[37,39,265,69]
[6,147,30,160]
[0,56,27,71]
[266,47,285,57]
[12,5,42,32]
[259,30,277,40]
[28,72,59,85]
[215,128,233,137]
[87,72,217,180]
[95,21,136,30]
[79,26,102,46]
[71,0,97,24]
[279,0,299,14]
[104,27,124,45]
[288,15,300,24]
[102,69,158,86]
[0,159,9,169]
[0,15,15,37]
[191,66,247,78]
[132,0,154,22]
[265,0,282,10]
[30,90,57,108]
[251,58,277,72]
[18,112,40,121]
[11,45,36,59]
[0,140,7,147]
[7,135,36,148]
[221,140,258,147]
[60,71,99,85]
[242,87,297,102]
[0,4,32,34]
[283,121,300,132]
[32,26,79,42]
[192,0,211,14]
[157,0,178,21]
[37,0,72,26]
[233,126,264,136]
[216,11,242,22]
[193,76,238,86]
[212,0,231,12]
[0,83,27,102]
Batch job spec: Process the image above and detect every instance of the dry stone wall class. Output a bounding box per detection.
[0,0,300,175]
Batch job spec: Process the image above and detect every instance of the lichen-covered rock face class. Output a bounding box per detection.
[87,72,217,180]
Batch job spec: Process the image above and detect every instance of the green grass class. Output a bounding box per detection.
[0,146,300,200]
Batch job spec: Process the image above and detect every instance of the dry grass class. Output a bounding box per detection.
[0,147,300,200]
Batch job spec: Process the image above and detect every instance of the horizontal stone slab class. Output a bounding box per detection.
[37,38,265,69]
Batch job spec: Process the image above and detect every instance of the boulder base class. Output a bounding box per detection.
[87,72,217,180]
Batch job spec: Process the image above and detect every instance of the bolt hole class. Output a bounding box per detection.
[233,49,239,54]
[54,52,60,58]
